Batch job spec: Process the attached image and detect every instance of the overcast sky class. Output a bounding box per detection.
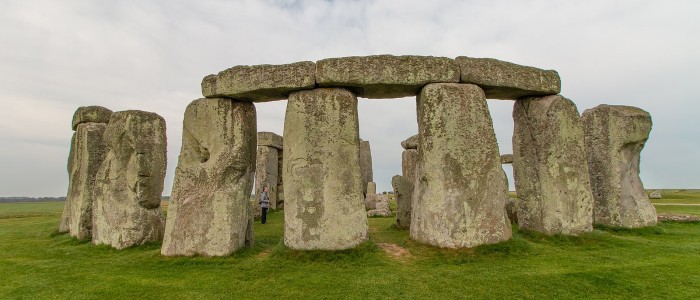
[0,0,698,197]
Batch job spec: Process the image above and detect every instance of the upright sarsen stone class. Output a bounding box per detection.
[411,83,511,248]
[402,149,418,182]
[582,105,656,228]
[92,110,166,249]
[392,175,413,229]
[161,99,256,256]
[513,95,594,235]
[283,88,368,250]
[255,145,279,210]
[359,140,373,195]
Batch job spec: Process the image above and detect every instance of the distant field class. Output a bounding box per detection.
[1,193,699,299]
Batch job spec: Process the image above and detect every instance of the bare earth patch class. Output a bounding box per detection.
[257,248,272,259]
[377,243,412,261]
[657,213,700,222]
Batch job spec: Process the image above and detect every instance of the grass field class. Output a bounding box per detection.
[1,192,699,299]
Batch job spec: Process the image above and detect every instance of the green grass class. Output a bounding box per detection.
[1,201,700,299]
[649,191,700,204]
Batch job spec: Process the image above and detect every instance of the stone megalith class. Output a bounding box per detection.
[649,190,661,199]
[392,175,413,229]
[582,105,656,228]
[366,182,377,195]
[161,98,256,256]
[283,88,368,250]
[255,144,279,210]
[500,154,514,164]
[359,140,373,195]
[402,149,418,182]
[400,134,419,150]
[512,95,594,235]
[92,110,166,249]
[411,83,511,248]
[60,106,113,234]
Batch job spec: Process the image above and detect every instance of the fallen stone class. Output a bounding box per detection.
[500,154,513,164]
[257,131,283,149]
[583,104,656,228]
[161,98,256,256]
[364,193,386,210]
[202,61,316,102]
[367,208,392,217]
[657,213,700,223]
[456,56,560,100]
[71,106,113,130]
[402,149,418,183]
[255,145,279,210]
[400,134,419,150]
[649,190,662,199]
[283,88,368,250]
[411,83,511,248]
[512,95,594,235]
[392,175,413,229]
[92,110,166,249]
[64,122,108,240]
[316,55,460,99]
[360,140,373,194]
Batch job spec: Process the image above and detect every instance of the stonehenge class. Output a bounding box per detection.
[92,110,167,249]
[60,106,111,239]
[61,54,659,254]
[582,105,656,228]
[161,99,256,256]
[411,83,511,248]
[513,95,594,235]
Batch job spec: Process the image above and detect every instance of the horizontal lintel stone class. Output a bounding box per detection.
[257,132,283,149]
[71,106,113,130]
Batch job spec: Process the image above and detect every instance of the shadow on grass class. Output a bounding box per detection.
[269,240,383,263]
[593,224,667,236]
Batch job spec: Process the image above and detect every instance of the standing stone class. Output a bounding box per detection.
[582,105,656,228]
[392,175,413,229]
[92,110,166,249]
[366,182,377,195]
[255,145,279,210]
[283,88,368,250]
[161,99,256,256]
[277,150,284,207]
[359,140,373,195]
[512,95,594,235]
[411,83,511,248]
[65,123,108,239]
[402,149,418,182]
[59,134,76,233]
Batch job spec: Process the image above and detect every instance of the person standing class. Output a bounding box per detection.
[259,186,270,224]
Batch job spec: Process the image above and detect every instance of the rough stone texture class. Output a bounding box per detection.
[92,110,166,249]
[161,99,256,256]
[359,140,373,194]
[316,55,460,99]
[505,198,518,224]
[255,146,279,210]
[276,150,284,207]
[63,123,108,239]
[402,149,419,182]
[392,175,413,229]
[364,193,386,210]
[283,88,368,250]
[456,56,561,100]
[366,182,377,195]
[202,61,316,102]
[59,134,76,233]
[258,131,283,149]
[512,95,594,235]
[649,190,662,199]
[411,83,511,248]
[401,134,419,150]
[500,154,514,164]
[71,106,113,130]
[582,105,656,228]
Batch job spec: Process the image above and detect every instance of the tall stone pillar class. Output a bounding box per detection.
[411,83,511,248]
[283,88,368,250]
[359,140,373,195]
[255,132,283,210]
[582,105,656,228]
[61,106,112,239]
[392,175,413,229]
[161,98,256,256]
[92,110,166,249]
[401,149,418,182]
[512,95,594,235]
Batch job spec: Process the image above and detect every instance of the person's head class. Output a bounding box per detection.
[263,187,268,192]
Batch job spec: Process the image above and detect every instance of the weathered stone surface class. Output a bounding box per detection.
[258,131,283,149]
[92,110,166,249]
[59,133,76,233]
[500,154,514,164]
[401,134,419,150]
[512,95,594,235]
[63,123,108,239]
[392,175,413,229]
[161,99,257,256]
[402,149,418,182]
[316,55,460,99]
[649,190,662,199]
[283,88,368,250]
[411,83,511,248]
[359,140,373,194]
[505,198,518,224]
[202,61,316,102]
[255,145,279,210]
[276,150,284,207]
[71,106,113,130]
[582,105,656,228]
[456,56,560,100]
[366,182,377,195]
[364,193,386,210]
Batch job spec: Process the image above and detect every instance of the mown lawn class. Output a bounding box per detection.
[1,197,699,299]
